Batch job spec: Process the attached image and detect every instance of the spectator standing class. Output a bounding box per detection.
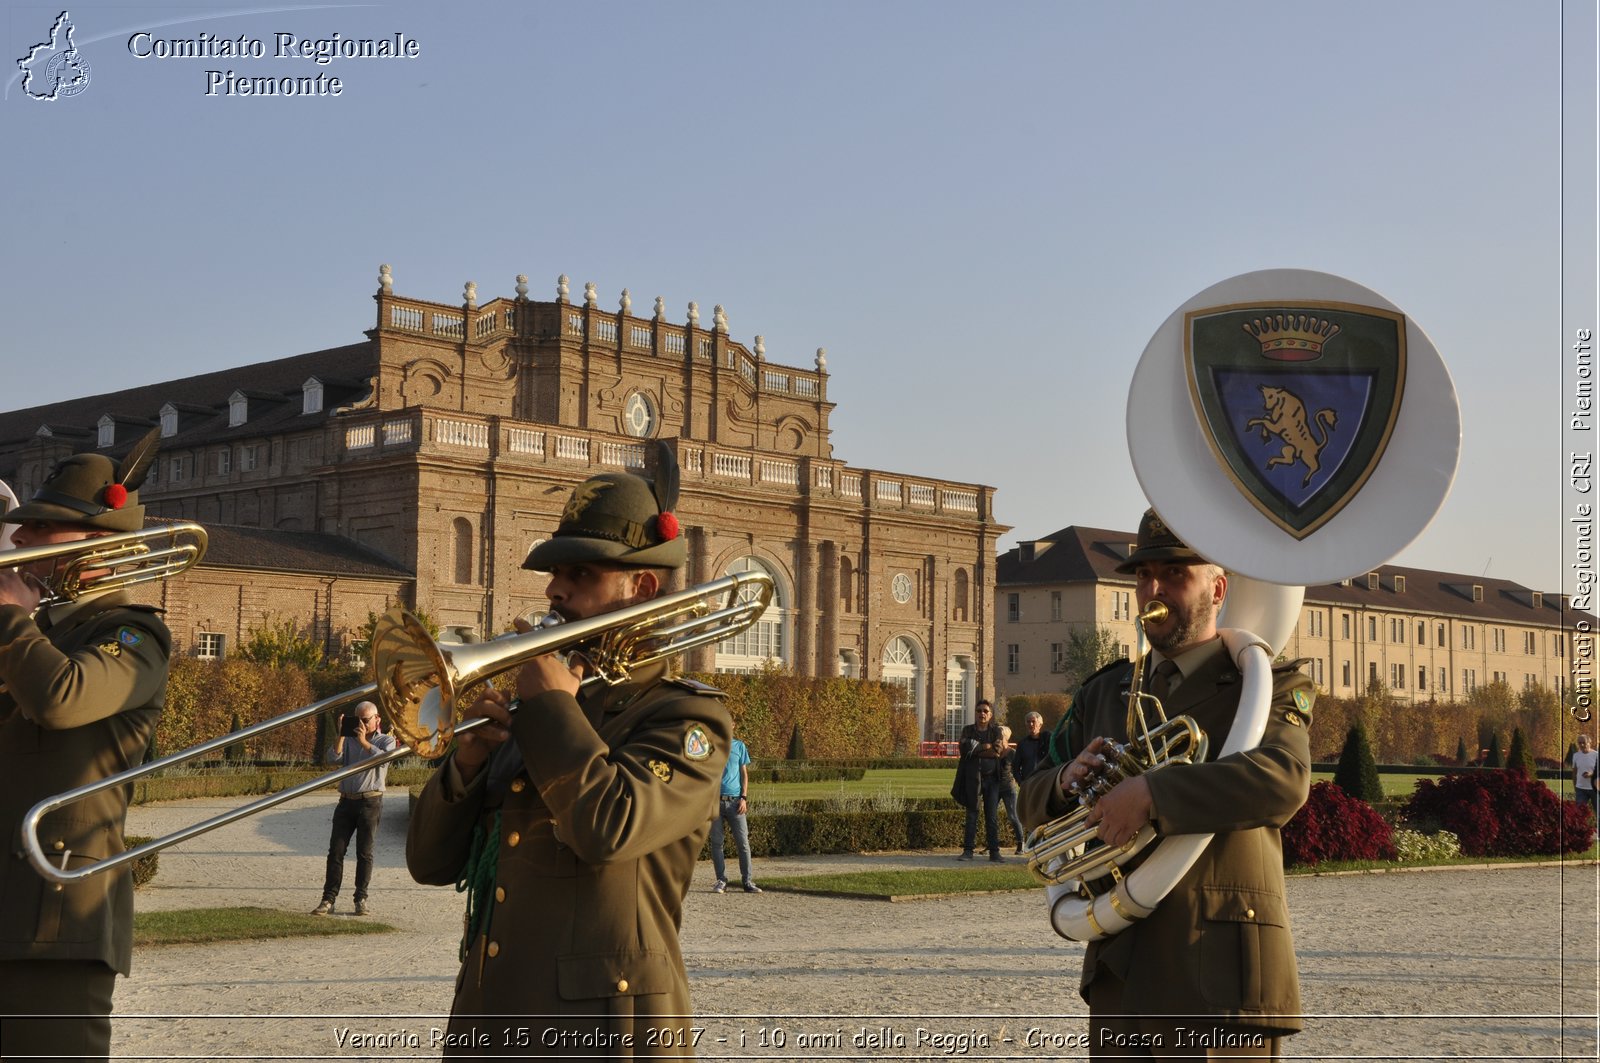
[1014,711,1049,784]
[951,699,1003,861]
[312,701,396,916]
[1572,734,1598,815]
[710,733,761,893]
[996,724,1027,854]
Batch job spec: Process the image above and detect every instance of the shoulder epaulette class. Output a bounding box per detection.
[1274,656,1312,673]
[1079,657,1130,689]
[664,677,728,697]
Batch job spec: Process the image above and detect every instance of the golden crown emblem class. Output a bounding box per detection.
[1240,314,1341,361]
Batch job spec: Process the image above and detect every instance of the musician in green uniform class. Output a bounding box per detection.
[0,438,171,1061]
[407,451,731,1058]
[1019,509,1314,1061]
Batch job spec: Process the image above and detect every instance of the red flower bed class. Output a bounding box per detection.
[1282,782,1396,866]
[1402,769,1596,857]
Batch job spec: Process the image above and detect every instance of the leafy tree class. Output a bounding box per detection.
[1332,723,1384,803]
[1506,727,1536,775]
[1060,625,1122,691]
[237,615,325,670]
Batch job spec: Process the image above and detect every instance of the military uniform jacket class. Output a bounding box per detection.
[407,659,732,1056]
[1018,642,1314,1034]
[0,590,171,975]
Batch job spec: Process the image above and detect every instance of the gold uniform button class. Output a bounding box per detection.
[495,887,506,903]
[487,942,500,958]
[1246,908,1256,919]
[511,778,526,793]
[53,841,65,851]
[506,831,521,848]
[616,979,629,993]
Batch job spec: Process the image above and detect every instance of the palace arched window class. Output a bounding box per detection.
[881,635,925,725]
[714,556,789,673]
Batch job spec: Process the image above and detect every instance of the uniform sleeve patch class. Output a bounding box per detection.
[97,640,123,658]
[647,759,674,782]
[684,725,713,761]
[117,627,145,648]
[1292,689,1312,716]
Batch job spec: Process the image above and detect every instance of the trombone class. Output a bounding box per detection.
[22,570,775,885]
[1,522,208,606]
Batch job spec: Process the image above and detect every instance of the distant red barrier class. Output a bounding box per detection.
[918,741,961,759]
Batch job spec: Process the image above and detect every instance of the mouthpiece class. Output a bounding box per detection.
[1138,602,1170,625]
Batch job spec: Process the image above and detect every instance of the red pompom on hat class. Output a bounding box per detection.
[104,484,128,510]
[656,511,680,541]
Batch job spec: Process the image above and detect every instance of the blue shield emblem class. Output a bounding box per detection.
[1185,301,1407,539]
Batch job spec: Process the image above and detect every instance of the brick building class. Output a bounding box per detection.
[996,523,1586,706]
[0,267,1007,740]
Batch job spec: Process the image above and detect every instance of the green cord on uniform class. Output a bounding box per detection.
[455,810,502,962]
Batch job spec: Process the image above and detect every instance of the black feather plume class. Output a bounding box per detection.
[118,427,162,491]
[650,440,680,513]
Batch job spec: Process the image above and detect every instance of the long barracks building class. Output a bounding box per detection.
[995,523,1589,708]
[0,267,1008,743]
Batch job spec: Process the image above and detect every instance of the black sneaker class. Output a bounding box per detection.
[353,899,370,916]
[311,900,334,915]
[956,851,975,861]
[990,853,1005,863]
[742,883,762,894]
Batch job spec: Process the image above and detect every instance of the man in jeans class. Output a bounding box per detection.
[313,701,396,916]
[710,733,760,894]
[954,699,1004,861]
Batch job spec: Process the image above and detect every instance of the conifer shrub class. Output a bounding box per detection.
[1403,770,1596,856]
[1507,727,1536,775]
[1282,782,1396,866]
[1332,724,1384,803]
[1484,733,1504,768]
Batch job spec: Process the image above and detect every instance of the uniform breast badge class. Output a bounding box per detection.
[647,759,674,782]
[683,725,712,761]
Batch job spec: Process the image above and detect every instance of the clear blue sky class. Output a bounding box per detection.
[2,1,1591,595]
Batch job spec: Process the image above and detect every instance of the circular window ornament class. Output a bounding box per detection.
[623,392,658,438]
[891,573,913,604]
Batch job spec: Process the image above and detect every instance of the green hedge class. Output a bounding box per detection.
[128,763,435,805]
[704,807,970,858]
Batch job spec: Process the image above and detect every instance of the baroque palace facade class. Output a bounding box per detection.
[996,523,1586,711]
[0,267,1006,741]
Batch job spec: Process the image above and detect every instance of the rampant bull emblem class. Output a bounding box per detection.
[1185,301,1406,539]
[1246,385,1337,487]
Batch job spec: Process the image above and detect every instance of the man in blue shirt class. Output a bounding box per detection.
[313,700,396,916]
[709,734,760,893]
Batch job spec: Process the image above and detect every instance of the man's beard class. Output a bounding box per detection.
[1148,603,1213,656]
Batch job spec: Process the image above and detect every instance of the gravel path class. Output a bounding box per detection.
[112,794,1600,1061]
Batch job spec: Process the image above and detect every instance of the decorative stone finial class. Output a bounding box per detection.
[816,347,828,371]
[464,281,477,309]
[515,274,529,298]
[654,296,665,320]
[378,264,393,294]
[619,288,631,314]
[557,274,570,301]
[713,304,728,334]
[687,301,699,325]
[754,335,765,358]
[584,282,597,308]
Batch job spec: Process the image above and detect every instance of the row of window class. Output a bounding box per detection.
[1318,611,1560,656]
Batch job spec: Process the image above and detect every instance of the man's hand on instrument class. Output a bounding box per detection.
[454,688,514,781]
[1086,776,1154,849]
[0,569,42,612]
[515,653,583,702]
[1057,736,1116,800]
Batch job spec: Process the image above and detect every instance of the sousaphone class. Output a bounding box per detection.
[1030,269,1461,941]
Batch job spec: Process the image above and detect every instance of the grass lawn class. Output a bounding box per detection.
[762,767,957,802]
[133,907,394,947]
